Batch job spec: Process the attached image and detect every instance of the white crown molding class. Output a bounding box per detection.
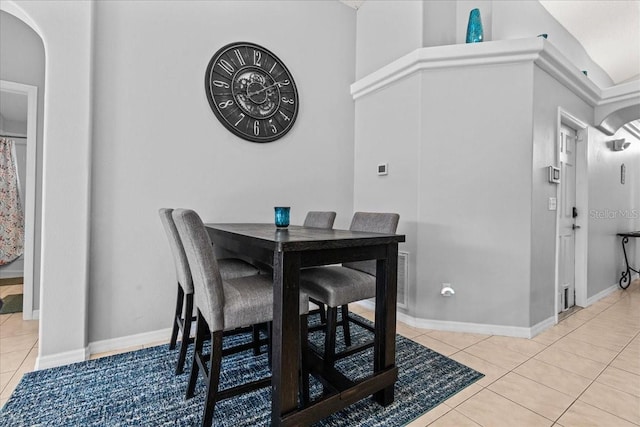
[351,38,639,109]
[599,80,640,106]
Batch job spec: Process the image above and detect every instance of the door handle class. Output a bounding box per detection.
[572,224,581,230]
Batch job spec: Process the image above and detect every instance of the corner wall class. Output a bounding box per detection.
[415,62,534,328]
[353,58,535,329]
[3,0,94,367]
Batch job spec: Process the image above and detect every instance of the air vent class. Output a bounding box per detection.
[397,251,409,308]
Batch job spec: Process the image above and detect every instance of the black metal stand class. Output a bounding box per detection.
[617,232,640,289]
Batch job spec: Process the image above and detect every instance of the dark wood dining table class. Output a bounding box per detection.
[205,223,406,426]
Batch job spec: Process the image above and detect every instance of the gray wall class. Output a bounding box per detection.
[353,0,635,331]
[587,125,640,295]
[88,1,356,342]
[416,63,534,327]
[0,11,44,307]
[355,0,422,80]
[353,74,421,314]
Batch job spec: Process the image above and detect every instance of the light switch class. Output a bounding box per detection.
[377,163,388,176]
[548,197,557,211]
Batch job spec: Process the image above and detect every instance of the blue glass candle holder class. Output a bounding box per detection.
[465,8,484,43]
[274,207,290,228]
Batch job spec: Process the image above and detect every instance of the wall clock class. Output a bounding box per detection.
[205,42,299,143]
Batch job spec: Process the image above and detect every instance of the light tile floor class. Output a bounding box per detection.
[1,280,639,426]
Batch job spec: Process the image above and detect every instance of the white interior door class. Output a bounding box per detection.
[558,124,577,313]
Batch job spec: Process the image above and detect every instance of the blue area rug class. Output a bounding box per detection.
[0,314,483,426]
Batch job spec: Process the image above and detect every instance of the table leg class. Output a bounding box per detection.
[373,243,398,406]
[271,251,301,426]
[620,236,632,290]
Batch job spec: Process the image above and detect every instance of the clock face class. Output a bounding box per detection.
[205,42,299,143]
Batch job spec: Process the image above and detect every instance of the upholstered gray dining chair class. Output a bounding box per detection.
[303,211,336,229]
[302,211,336,325]
[158,208,261,375]
[300,212,400,364]
[173,209,310,426]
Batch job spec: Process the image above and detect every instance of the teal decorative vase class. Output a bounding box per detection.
[466,8,484,43]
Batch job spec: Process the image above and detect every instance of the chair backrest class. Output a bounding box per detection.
[303,211,337,229]
[172,209,225,332]
[343,212,400,276]
[158,208,194,294]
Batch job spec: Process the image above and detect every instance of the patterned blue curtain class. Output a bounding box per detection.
[0,137,24,265]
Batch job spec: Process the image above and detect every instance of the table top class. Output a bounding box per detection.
[206,223,405,252]
[618,231,640,238]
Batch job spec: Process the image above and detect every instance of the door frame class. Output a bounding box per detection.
[554,108,589,324]
[0,80,38,320]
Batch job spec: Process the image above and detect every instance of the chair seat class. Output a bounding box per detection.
[300,266,375,308]
[223,274,309,331]
[218,258,260,280]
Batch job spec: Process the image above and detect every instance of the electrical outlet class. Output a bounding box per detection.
[441,283,455,296]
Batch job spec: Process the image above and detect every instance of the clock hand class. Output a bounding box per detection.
[246,81,287,97]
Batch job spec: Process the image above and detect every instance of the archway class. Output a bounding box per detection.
[0,10,45,322]
[1,1,94,369]
[597,104,640,136]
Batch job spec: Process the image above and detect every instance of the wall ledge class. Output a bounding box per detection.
[351,38,639,110]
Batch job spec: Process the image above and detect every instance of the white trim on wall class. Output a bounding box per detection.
[36,347,88,370]
[351,38,639,108]
[88,328,172,357]
[39,276,632,367]
[355,300,555,339]
[555,109,589,326]
[585,282,620,307]
[0,80,38,321]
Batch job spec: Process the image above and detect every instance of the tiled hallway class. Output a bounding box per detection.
[1,280,639,425]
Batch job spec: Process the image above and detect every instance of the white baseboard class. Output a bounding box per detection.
[35,347,89,370]
[354,301,555,339]
[88,327,172,356]
[32,328,172,370]
[25,309,39,320]
[585,282,622,306]
[529,316,556,337]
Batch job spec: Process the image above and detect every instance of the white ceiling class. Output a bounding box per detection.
[341,0,640,85]
[539,0,640,84]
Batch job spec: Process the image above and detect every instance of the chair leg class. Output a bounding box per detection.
[299,314,310,407]
[267,321,273,368]
[202,330,223,427]
[319,303,327,324]
[169,284,184,350]
[175,292,193,375]
[325,307,338,365]
[186,312,207,399]
[252,324,261,356]
[341,304,351,347]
